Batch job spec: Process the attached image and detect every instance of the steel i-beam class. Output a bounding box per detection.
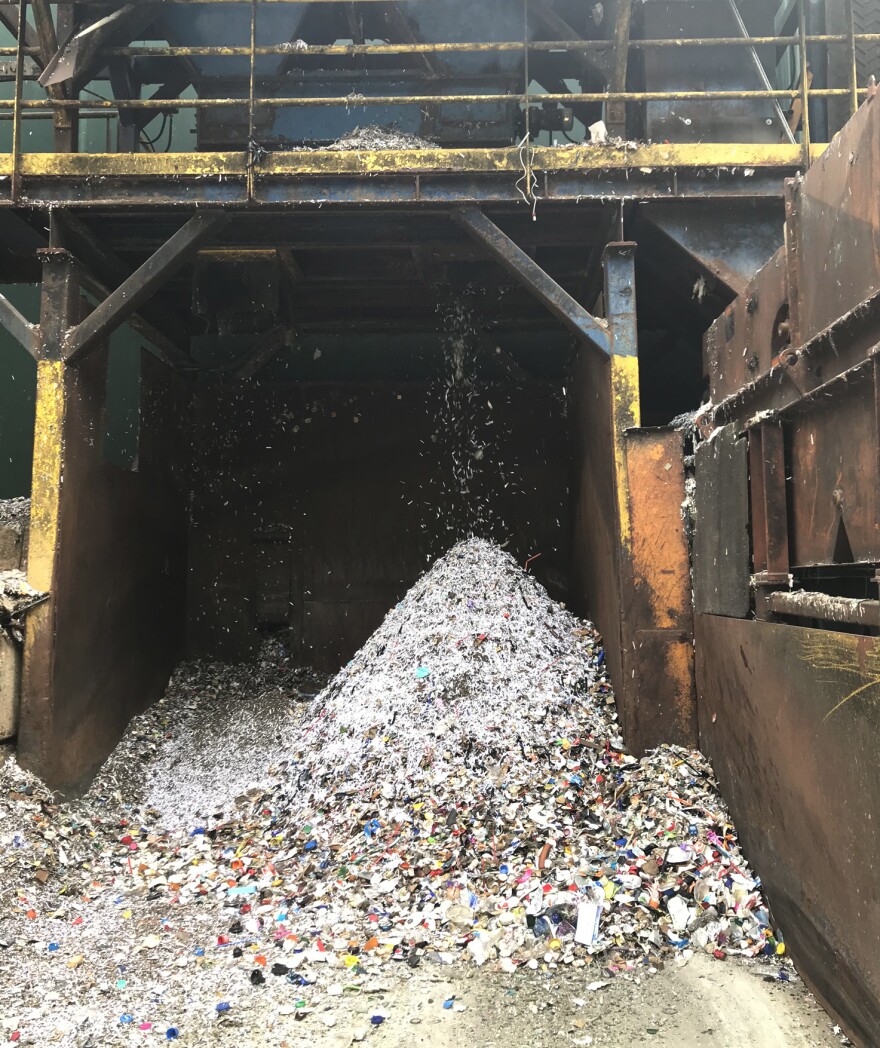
[63,211,228,364]
[453,205,611,357]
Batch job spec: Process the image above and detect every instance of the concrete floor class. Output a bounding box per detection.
[221,954,842,1048]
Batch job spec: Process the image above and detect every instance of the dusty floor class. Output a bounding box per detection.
[296,956,841,1048]
[136,956,841,1048]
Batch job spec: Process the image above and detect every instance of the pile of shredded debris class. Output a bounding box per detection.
[0,497,29,575]
[0,539,789,1045]
[0,571,43,643]
[88,645,326,830]
[327,125,436,151]
[0,498,29,532]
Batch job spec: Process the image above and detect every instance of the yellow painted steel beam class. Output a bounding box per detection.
[27,360,64,594]
[611,354,641,552]
[0,142,828,181]
[2,151,244,177]
[261,143,829,174]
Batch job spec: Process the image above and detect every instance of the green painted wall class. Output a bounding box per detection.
[0,286,37,497]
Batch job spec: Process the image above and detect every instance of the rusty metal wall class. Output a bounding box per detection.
[703,249,789,405]
[570,363,696,751]
[788,373,880,567]
[792,96,880,348]
[569,347,625,713]
[621,428,696,747]
[187,380,570,670]
[692,88,880,1045]
[696,614,880,1046]
[18,349,187,791]
[693,426,751,617]
[705,94,880,420]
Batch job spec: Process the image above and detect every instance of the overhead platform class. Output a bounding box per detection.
[0,143,823,207]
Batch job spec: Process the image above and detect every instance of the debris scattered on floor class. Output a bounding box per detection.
[0,539,793,1045]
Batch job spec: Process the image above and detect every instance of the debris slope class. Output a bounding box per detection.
[0,539,786,1045]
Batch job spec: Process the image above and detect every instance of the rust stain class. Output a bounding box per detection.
[627,434,691,631]
[665,639,697,734]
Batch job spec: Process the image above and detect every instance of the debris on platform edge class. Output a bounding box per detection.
[290,125,439,153]
[0,538,792,1045]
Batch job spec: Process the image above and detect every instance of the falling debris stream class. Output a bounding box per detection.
[0,541,840,1046]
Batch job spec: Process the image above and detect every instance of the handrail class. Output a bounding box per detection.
[4,32,880,59]
[1,0,871,193]
[0,88,865,112]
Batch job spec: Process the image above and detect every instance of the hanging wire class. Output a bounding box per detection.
[515,132,539,217]
[140,112,169,149]
[520,0,539,220]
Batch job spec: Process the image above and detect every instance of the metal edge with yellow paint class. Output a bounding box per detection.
[27,360,64,593]
[19,359,65,765]
[0,142,829,181]
[610,354,641,551]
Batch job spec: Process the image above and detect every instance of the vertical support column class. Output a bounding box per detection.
[53,5,78,152]
[18,250,79,773]
[108,59,141,153]
[797,0,812,169]
[247,0,258,201]
[783,179,803,350]
[845,0,859,118]
[11,0,27,202]
[604,242,640,551]
[606,0,634,138]
[603,241,640,743]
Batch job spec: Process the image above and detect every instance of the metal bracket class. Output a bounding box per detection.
[603,241,638,357]
[62,211,228,365]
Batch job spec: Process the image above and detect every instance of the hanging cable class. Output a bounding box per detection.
[515,132,539,220]
[140,112,169,149]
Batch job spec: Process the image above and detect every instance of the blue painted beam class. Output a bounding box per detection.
[603,241,638,358]
[453,205,611,357]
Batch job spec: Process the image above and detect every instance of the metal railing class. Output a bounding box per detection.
[2,0,877,199]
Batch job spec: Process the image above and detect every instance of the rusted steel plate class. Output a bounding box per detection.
[794,93,880,345]
[696,614,880,1046]
[693,426,750,617]
[625,428,692,632]
[758,421,789,576]
[627,630,696,748]
[704,97,880,422]
[621,428,696,749]
[789,376,880,566]
[714,292,880,428]
[703,247,789,404]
